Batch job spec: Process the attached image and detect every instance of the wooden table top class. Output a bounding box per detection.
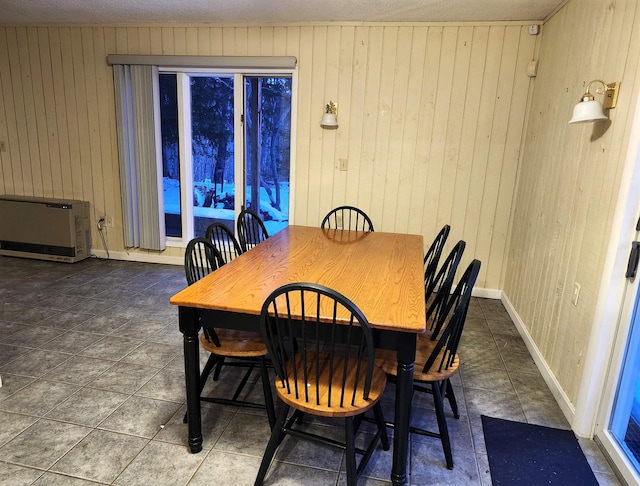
[170,225,425,333]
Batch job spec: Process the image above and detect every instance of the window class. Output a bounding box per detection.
[159,69,294,243]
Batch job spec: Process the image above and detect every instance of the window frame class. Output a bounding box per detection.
[157,66,298,247]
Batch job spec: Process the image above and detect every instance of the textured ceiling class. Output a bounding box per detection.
[0,0,566,25]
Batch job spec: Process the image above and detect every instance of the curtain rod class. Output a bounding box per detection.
[107,54,297,69]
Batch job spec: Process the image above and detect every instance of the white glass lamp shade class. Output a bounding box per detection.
[320,112,338,128]
[568,99,608,124]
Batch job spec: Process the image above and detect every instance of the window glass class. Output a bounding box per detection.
[159,71,293,242]
[159,73,181,237]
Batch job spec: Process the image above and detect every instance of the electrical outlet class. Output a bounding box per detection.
[97,216,113,231]
[0,141,6,152]
[339,158,348,171]
[336,213,343,227]
[572,283,581,306]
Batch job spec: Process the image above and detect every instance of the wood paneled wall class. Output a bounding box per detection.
[504,0,640,408]
[0,22,537,289]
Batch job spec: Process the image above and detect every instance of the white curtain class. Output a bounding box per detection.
[113,64,165,251]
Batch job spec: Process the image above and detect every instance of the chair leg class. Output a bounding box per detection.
[212,356,225,380]
[353,403,388,479]
[433,381,453,469]
[372,402,390,451]
[200,353,220,390]
[354,413,364,431]
[231,363,255,401]
[255,405,290,486]
[259,356,276,429]
[445,379,459,419]
[344,416,357,486]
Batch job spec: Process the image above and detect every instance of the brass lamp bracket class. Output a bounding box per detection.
[325,101,338,115]
[585,80,620,109]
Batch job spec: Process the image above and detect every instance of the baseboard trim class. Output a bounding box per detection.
[500,292,577,430]
[473,287,501,299]
[91,249,183,266]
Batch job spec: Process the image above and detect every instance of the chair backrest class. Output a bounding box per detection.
[425,240,466,334]
[424,225,450,293]
[321,206,374,232]
[184,237,224,286]
[205,222,243,263]
[260,282,378,410]
[422,259,481,375]
[237,208,270,252]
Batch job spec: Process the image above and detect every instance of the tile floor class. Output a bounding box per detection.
[0,256,623,485]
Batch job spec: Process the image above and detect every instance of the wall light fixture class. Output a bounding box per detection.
[321,101,338,128]
[569,80,620,124]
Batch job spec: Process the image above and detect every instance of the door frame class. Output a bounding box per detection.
[572,87,640,483]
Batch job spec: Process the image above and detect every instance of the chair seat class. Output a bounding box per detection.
[276,352,387,418]
[200,330,269,358]
[375,334,460,382]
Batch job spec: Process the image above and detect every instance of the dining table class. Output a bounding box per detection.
[170,224,425,485]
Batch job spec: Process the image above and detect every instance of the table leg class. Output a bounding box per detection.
[392,333,416,486]
[179,306,203,453]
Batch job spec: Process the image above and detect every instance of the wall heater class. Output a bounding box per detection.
[0,195,91,263]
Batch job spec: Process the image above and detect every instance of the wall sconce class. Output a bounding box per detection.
[320,101,338,128]
[568,80,620,124]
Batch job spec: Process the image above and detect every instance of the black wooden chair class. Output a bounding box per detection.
[424,225,450,297]
[321,206,374,232]
[237,208,270,252]
[184,237,275,428]
[376,259,481,470]
[203,223,245,381]
[425,240,466,332]
[418,239,467,421]
[205,222,243,263]
[254,282,389,486]
[185,237,225,284]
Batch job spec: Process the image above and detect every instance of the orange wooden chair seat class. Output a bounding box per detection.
[276,351,387,417]
[200,330,268,358]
